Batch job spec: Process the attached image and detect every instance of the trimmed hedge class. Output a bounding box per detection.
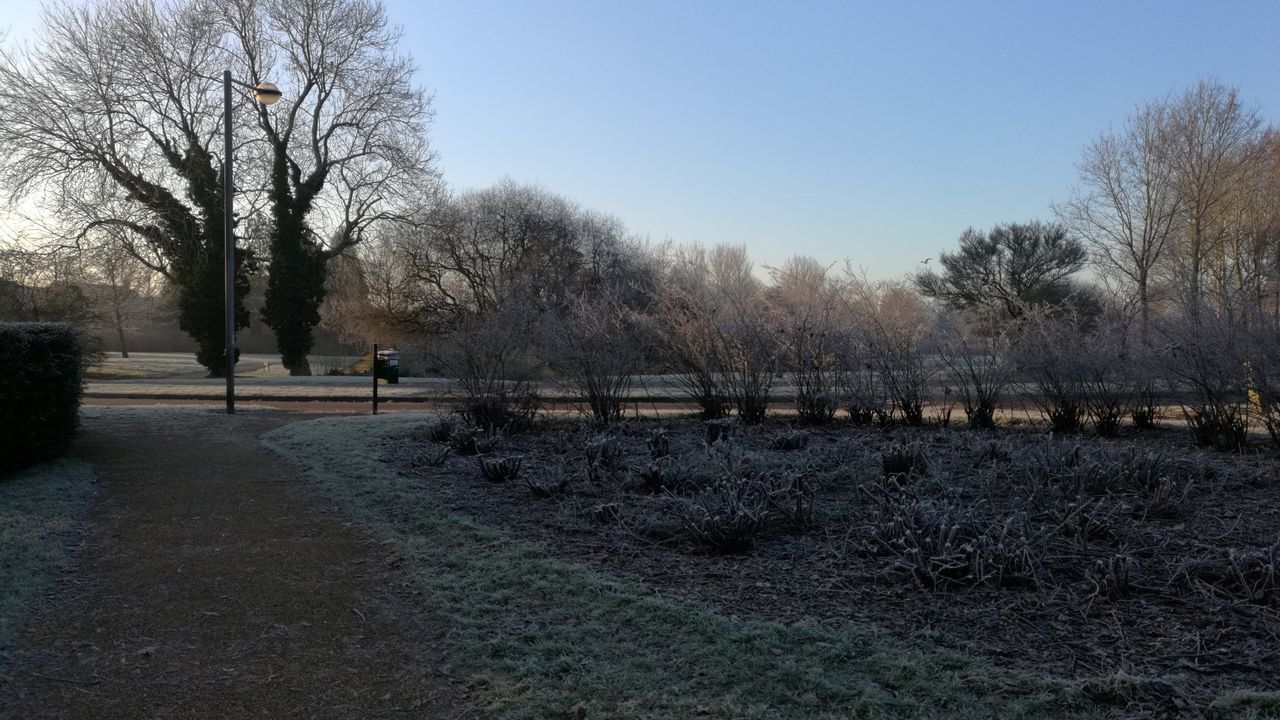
[1,323,86,476]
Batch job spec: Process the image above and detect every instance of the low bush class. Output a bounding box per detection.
[650,285,731,421]
[459,389,540,434]
[1160,308,1251,452]
[716,297,780,426]
[842,359,888,425]
[704,418,736,445]
[1224,543,1279,603]
[522,457,571,497]
[1012,310,1088,433]
[671,479,769,553]
[422,416,457,443]
[433,305,541,433]
[479,456,523,483]
[636,460,670,493]
[0,323,86,476]
[1016,441,1201,503]
[1185,405,1248,451]
[772,258,845,426]
[863,489,1041,589]
[1130,380,1160,429]
[763,472,814,531]
[669,471,812,553]
[881,441,930,480]
[795,391,837,425]
[1085,553,1139,600]
[1082,671,1181,710]
[854,284,935,427]
[584,434,625,483]
[768,430,809,451]
[547,293,643,424]
[585,435,624,469]
[646,428,670,459]
[937,313,1008,429]
[404,445,451,469]
[1078,317,1135,437]
[1178,542,1279,603]
[448,427,501,456]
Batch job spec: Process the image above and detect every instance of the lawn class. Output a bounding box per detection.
[0,459,96,654]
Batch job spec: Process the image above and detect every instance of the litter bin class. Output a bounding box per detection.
[375,348,400,384]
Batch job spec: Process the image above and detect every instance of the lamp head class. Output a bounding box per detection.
[252,82,282,106]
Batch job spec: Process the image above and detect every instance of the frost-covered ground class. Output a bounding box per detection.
[0,458,97,653]
[86,352,212,378]
[80,404,277,419]
[85,375,455,400]
[261,413,1094,719]
[83,355,720,402]
[88,352,361,379]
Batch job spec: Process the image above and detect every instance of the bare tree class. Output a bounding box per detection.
[83,232,162,357]
[394,181,634,330]
[1058,102,1181,341]
[1164,80,1265,308]
[0,0,434,375]
[224,0,438,375]
[319,231,422,347]
[0,0,254,374]
[706,243,760,302]
[1209,130,1280,312]
[0,237,95,324]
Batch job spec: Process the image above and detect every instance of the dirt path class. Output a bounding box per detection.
[0,410,482,720]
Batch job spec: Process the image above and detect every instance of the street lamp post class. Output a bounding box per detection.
[223,72,281,414]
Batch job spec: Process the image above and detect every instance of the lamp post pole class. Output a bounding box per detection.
[224,70,236,414]
[219,73,280,415]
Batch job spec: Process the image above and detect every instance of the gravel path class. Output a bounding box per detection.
[0,409,482,719]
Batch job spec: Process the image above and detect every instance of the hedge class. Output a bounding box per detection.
[0,323,86,476]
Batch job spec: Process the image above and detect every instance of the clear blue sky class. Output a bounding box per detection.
[392,0,1279,277]
[6,1,1279,278]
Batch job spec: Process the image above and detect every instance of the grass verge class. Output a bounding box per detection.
[0,458,96,653]
[264,413,1107,720]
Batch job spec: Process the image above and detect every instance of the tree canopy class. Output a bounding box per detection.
[0,0,436,375]
[915,221,1087,318]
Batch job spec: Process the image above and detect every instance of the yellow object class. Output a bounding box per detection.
[1245,360,1263,412]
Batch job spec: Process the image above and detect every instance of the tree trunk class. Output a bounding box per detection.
[115,312,129,359]
[1138,269,1150,345]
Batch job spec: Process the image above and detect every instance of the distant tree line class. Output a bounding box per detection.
[310,79,1280,451]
